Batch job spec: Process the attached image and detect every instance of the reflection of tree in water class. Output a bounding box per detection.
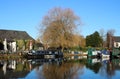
[99,61,115,79]
[86,62,102,73]
[106,62,115,77]
[15,59,31,71]
[42,62,84,79]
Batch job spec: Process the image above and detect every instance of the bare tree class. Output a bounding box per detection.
[107,29,115,36]
[73,34,85,47]
[99,28,106,47]
[99,29,106,40]
[39,7,81,50]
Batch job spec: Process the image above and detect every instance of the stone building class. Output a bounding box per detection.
[0,29,34,52]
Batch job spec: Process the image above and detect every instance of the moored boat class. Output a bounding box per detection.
[23,50,63,59]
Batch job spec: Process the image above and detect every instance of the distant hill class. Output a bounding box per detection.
[0,29,34,41]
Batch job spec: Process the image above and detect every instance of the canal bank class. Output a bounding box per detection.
[0,53,22,59]
[63,52,87,57]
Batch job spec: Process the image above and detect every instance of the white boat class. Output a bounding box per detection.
[102,53,110,58]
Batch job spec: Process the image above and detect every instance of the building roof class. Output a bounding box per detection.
[0,29,34,41]
[114,36,120,42]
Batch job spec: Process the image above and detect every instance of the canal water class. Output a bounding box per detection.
[0,56,120,79]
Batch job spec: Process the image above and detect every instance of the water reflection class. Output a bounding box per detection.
[84,58,120,79]
[25,58,84,79]
[0,59,31,79]
[0,56,120,79]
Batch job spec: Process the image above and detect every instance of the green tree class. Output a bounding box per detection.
[86,31,103,47]
[17,40,25,50]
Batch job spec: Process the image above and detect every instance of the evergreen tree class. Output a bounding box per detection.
[86,31,103,47]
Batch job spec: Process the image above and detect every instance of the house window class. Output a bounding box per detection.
[116,43,118,47]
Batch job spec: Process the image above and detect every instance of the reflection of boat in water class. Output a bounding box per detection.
[68,56,87,60]
[28,57,63,65]
[87,57,110,64]
[24,50,63,59]
[87,58,100,64]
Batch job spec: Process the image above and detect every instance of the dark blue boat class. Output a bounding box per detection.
[24,50,63,59]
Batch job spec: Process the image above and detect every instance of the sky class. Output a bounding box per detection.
[0,0,120,39]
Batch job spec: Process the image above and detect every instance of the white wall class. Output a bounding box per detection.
[12,42,16,52]
[114,42,120,48]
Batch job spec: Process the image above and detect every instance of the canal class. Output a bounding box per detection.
[0,56,120,79]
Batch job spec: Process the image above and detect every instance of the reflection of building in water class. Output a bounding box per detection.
[2,62,7,75]
[2,60,16,75]
[99,59,120,78]
[106,62,115,78]
[110,59,120,72]
[0,59,33,79]
[8,60,16,70]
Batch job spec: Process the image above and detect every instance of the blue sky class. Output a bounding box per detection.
[0,0,120,39]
